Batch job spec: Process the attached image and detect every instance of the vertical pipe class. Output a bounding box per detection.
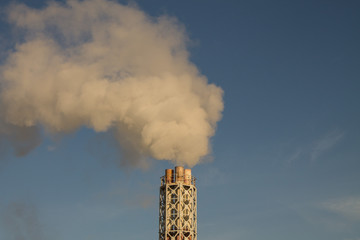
[184,169,192,185]
[165,169,174,183]
[175,166,184,183]
[175,166,183,240]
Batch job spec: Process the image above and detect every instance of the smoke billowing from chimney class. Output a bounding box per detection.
[0,0,223,167]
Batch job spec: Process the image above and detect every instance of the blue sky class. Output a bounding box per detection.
[0,0,359,240]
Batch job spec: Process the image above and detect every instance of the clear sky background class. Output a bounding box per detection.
[0,0,359,240]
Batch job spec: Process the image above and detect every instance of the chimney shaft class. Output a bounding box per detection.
[159,166,197,240]
[175,166,184,182]
[165,169,174,183]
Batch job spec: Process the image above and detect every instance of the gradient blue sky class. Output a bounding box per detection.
[0,0,360,240]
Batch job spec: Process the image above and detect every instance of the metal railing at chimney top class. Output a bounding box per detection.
[160,176,196,186]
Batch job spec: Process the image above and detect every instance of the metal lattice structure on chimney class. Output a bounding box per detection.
[159,166,197,240]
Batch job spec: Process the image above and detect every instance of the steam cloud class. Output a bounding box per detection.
[0,0,223,167]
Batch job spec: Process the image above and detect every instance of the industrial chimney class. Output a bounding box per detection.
[159,166,197,240]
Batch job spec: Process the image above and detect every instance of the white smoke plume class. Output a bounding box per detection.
[0,0,223,167]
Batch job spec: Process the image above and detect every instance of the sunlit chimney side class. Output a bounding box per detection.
[159,167,197,240]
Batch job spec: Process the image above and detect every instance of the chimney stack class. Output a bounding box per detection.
[159,166,197,240]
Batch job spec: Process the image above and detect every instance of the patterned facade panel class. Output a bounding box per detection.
[159,180,197,240]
